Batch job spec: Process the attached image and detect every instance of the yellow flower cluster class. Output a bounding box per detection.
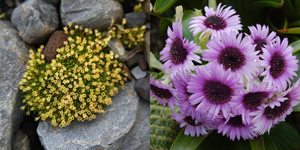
[20,24,128,128]
[133,3,143,12]
[109,18,146,49]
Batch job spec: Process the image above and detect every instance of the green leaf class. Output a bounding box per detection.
[150,51,163,71]
[290,39,300,55]
[278,27,300,34]
[159,17,174,38]
[263,135,278,150]
[249,135,265,150]
[170,129,212,150]
[182,10,196,42]
[154,0,178,15]
[268,122,300,150]
[283,0,298,20]
[208,0,217,11]
[194,32,202,46]
[293,103,300,112]
[200,31,213,50]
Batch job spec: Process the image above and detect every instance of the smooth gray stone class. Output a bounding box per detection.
[106,98,150,150]
[135,77,150,102]
[11,0,59,44]
[0,20,32,150]
[60,0,123,30]
[37,80,139,150]
[125,12,147,28]
[131,65,147,80]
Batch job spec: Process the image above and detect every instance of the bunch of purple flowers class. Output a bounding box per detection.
[150,3,300,141]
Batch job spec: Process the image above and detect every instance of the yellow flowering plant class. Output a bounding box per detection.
[18,22,142,128]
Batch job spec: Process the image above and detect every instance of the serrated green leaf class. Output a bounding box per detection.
[150,51,163,71]
[182,10,196,42]
[170,129,212,150]
[249,135,265,150]
[154,0,178,15]
[278,27,300,34]
[268,122,300,150]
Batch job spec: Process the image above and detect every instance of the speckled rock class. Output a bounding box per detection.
[11,0,59,44]
[60,0,123,31]
[0,20,32,150]
[37,80,139,150]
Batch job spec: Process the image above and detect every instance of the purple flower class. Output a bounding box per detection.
[189,3,242,38]
[250,93,290,135]
[248,24,276,58]
[160,21,201,77]
[187,64,242,120]
[217,113,257,141]
[172,113,208,137]
[260,37,299,91]
[173,71,201,119]
[150,76,178,110]
[230,82,275,125]
[202,31,259,82]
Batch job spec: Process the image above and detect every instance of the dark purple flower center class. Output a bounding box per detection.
[270,52,286,79]
[150,84,173,99]
[184,116,202,126]
[243,92,268,110]
[263,95,291,120]
[204,15,226,30]
[253,38,267,55]
[226,115,245,128]
[170,37,188,65]
[203,80,233,104]
[218,46,246,71]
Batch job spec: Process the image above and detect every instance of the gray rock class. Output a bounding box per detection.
[41,0,60,6]
[131,65,147,80]
[125,12,147,28]
[107,98,150,150]
[135,77,150,102]
[108,38,126,59]
[0,20,32,150]
[37,80,139,150]
[13,130,31,150]
[144,31,150,65]
[60,0,123,31]
[11,0,59,44]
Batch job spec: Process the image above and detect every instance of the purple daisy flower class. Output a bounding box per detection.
[248,24,276,57]
[250,92,291,135]
[187,64,242,120]
[202,31,259,82]
[173,71,200,119]
[150,76,178,111]
[160,21,201,77]
[217,113,257,141]
[260,37,299,91]
[172,113,208,137]
[230,82,275,125]
[189,3,242,38]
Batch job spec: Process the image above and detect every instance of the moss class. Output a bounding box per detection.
[19,23,130,128]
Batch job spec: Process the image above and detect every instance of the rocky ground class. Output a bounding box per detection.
[0,0,150,149]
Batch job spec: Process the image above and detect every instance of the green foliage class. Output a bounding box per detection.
[19,24,129,127]
[150,97,181,150]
